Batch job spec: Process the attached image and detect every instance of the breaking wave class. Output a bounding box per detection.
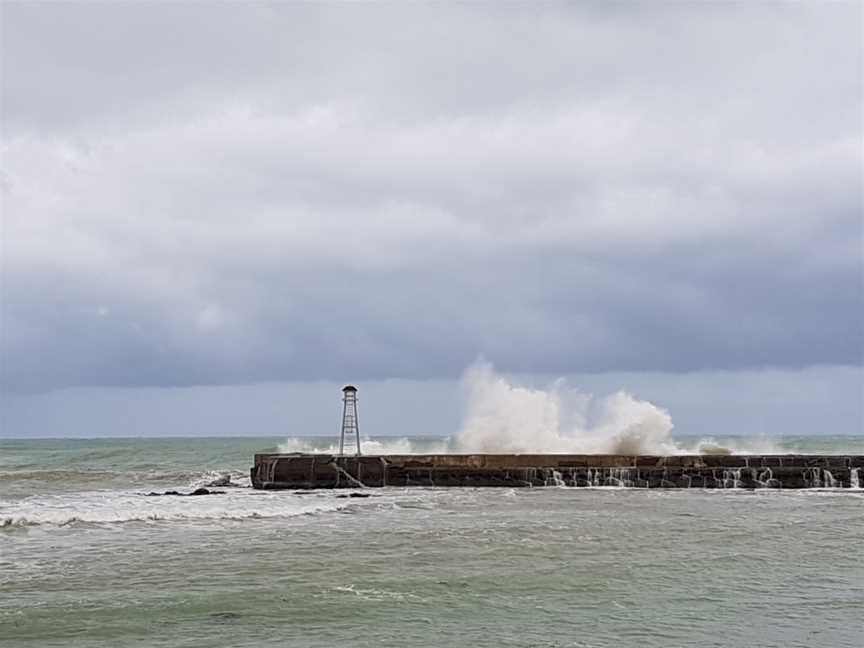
[279,361,784,455]
[187,470,251,489]
[278,437,449,455]
[0,490,365,529]
[453,362,678,454]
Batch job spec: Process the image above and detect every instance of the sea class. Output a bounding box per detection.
[1,435,862,648]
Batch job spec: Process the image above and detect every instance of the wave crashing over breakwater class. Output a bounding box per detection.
[281,362,784,456]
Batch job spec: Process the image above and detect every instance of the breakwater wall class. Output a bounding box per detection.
[251,454,863,490]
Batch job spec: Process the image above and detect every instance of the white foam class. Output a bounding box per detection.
[187,470,251,489]
[0,489,370,528]
[452,361,680,454]
[279,362,787,456]
[277,437,449,455]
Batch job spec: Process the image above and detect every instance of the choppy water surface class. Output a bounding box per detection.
[1,437,862,647]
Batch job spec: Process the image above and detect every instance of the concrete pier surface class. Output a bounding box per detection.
[252,453,864,490]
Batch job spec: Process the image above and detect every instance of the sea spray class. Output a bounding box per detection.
[278,437,450,455]
[279,361,786,455]
[452,361,679,454]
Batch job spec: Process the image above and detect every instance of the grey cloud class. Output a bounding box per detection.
[1,2,861,392]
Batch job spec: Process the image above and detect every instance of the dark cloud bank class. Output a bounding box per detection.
[1,3,861,409]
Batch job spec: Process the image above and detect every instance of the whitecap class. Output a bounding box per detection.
[0,489,373,529]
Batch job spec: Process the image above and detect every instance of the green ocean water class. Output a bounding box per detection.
[1,436,863,647]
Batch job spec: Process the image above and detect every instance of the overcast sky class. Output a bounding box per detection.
[1,2,862,438]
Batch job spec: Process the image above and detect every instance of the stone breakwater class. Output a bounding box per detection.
[252,454,864,490]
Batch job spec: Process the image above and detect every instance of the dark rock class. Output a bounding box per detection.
[189,487,227,495]
[143,488,225,497]
[336,492,371,498]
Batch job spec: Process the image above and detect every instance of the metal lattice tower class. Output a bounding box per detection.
[339,385,361,456]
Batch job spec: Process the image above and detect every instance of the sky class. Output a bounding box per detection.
[1,2,862,439]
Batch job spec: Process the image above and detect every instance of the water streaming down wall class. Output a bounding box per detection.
[755,467,779,489]
[802,467,847,488]
[804,467,824,488]
[252,454,864,490]
[547,470,566,487]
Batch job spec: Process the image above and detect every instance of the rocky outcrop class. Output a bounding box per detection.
[144,488,226,496]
